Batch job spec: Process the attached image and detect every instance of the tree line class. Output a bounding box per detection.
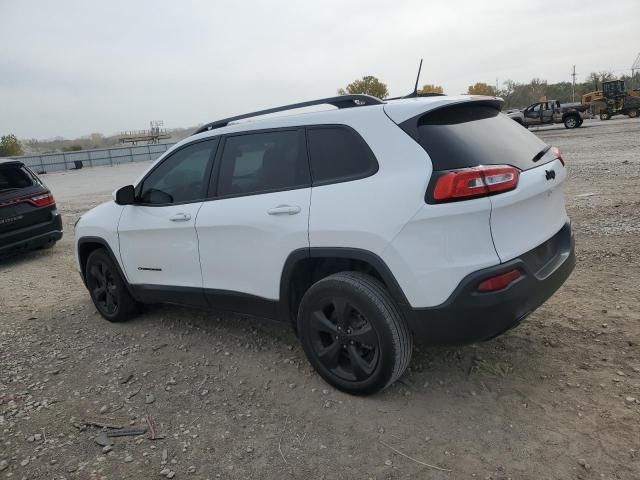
[338,71,640,108]
[3,71,639,156]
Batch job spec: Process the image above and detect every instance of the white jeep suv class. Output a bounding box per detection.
[75,94,575,395]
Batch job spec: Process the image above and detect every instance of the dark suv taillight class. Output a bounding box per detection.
[429,165,519,203]
[0,192,55,208]
[29,193,55,207]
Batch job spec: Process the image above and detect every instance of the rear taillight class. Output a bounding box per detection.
[477,269,522,292]
[431,165,519,202]
[29,193,55,207]
[552,146,564,166]
[0,192,55,208]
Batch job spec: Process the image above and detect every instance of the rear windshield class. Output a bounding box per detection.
[410,103,549,171]
[0,164,36,192]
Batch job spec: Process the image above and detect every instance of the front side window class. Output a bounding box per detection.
[216,129,309,197]
[306,126,378,185]
[139,139,217,205]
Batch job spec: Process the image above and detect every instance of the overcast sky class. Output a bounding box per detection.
[1,0,639,139]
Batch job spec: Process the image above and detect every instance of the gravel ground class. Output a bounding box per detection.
[1,118,639,479]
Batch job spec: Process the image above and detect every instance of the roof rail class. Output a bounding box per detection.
[192,94,384,135]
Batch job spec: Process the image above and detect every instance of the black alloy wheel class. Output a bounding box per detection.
[89,259,119,316]
[308,297,380,382]
[85,249,137,322]
[298,272,412,395]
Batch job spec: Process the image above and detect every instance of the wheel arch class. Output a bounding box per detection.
[77,237,133,295]
[279,248,410,329]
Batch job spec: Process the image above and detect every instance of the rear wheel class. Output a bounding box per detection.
[38,239,57,250]
[564,115,579,129]
[628,109,638,118]
[600,112,611,121]
[85,249,137,322]
[297,272,413,395]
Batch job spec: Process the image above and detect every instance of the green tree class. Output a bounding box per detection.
[0,134,23,157]
[338,75,389,99]
[467,82,496,96]
[420,84,444,94]
[62,144,83,152]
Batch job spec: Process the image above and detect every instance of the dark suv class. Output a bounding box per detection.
[0,160,62,256]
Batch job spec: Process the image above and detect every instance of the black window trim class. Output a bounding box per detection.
[130,123,380,207]
[134,137,220,207]
[203,124,379,203]
[206,126,311,201]
[305,124,379,187]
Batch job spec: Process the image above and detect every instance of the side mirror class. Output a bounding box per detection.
[114,185,136,205]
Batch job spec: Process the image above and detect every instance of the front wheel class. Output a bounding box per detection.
[564,116,579,129]
[600,112,611,121]
[85,249,138,322]
[297,272,413,395]
[628,109,638,118]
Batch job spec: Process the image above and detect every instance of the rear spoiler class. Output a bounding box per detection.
[384,96,504,127]
[0,160,25,168]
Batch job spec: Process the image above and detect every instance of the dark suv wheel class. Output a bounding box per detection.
[85,249,137,322]
[297,272,413,395]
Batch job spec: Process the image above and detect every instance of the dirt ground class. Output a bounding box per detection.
[1,118,639,480]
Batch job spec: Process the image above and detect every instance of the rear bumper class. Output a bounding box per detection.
[404,222,575,345]
[0,210,63,256]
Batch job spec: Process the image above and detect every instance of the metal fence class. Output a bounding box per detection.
[13,143,176,173]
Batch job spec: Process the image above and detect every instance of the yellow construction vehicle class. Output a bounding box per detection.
[583,81,640,119]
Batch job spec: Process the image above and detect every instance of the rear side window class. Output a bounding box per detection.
[407,103,549,171]
[216,129,309,197]
[306,126,378,185]
[0,164,35,191]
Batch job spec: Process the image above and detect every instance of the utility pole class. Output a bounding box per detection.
[632,53,640,90]
[495,77,499,95]
[571,65,577,103]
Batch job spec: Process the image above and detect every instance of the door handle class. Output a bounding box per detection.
[169,213,192,222]
[267,205,301,215]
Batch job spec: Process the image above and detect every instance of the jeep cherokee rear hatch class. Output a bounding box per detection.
[392,100,568,263]
[0,161,56,234]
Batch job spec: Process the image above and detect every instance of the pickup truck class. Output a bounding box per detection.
[504,100,590,129]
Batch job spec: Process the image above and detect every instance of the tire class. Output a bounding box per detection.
[297,272,413,395]
[38,239,57,250]
[600,112,611,121]
[564,115,579,129]
[628,109,638,118]
[85,249,138,322]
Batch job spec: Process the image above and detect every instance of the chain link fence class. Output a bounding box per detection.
[13,143,176,173]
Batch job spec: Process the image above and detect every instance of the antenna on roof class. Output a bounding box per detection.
[386,59,443,100]
[412,58,423,96]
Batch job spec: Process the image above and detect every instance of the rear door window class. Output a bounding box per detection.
[215,129,309,197]
[406,103,549,171]
[306,126,378,185]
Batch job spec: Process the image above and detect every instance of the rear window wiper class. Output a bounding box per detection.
[532,146,551,162]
